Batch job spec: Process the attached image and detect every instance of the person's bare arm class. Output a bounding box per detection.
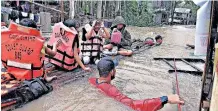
[85,27,94,40]
[101,27,110,39]
[73,42,91,71]
[45,42,57,57]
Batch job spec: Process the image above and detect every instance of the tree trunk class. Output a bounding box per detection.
[97,1,102,19]
[61,0,64,21]
[108,1,111,19]
[115,1,120,16]
[106,1,109,18]
[69,0,75,19]
[103,0,106,19]
[120,1,122,16]
[170,1,177,25]
[124,1,126,19]
[90,1,93,15]
[75,1,77,15]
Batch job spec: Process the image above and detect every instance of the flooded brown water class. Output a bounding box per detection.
[14,25,202,111]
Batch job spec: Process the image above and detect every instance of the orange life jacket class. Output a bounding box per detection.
[1,22,44,80]
[46,22,79,70]
[81,28,103,59]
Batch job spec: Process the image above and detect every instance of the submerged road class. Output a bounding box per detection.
[15,25,202,111]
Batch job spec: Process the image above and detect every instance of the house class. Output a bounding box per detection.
[169,8,192,25]
[149,1,172,25]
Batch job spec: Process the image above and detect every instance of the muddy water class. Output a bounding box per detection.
[15,25,202,111]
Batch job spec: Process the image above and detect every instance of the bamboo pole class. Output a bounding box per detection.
[27,0,67,15]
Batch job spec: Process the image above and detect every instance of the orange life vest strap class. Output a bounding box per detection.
[46,45,77,66]
[81,36,103,58]
[1,60,44,79]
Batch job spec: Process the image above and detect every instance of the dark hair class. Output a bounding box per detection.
[9,10,18,21]
[19,18,37,28]
[155,35,162,41]
[63,19,80,48]
[97,58,115,78]
[63,19,79,28]
[95,19,102,25]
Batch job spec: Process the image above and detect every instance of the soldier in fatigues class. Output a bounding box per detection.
[103,16,133,56]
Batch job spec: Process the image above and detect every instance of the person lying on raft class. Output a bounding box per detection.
[89,58,185,111]
[46,19,91,72]
[103,16,133,56]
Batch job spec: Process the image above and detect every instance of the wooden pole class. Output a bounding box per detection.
[27,1,67,15]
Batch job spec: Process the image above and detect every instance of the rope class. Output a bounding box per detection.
[173,58,181,111]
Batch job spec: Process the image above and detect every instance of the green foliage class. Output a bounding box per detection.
[123,1,154,27]
[177,1,199,17]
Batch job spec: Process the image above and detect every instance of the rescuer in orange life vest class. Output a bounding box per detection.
[46,19,91,72]
[1,18,57,82]
[19,18,58,82]
[89,58,185,111]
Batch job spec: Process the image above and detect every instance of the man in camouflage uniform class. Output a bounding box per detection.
[103,16,133,56]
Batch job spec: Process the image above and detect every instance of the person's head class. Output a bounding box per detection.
[9,10,18,21]
[117,24,124,30]
[19,18,37,29]
[63,19,80,31]
[97,58,117,83]
[155,35,163,45]
[111,16,126,31]
[92,20,102,32]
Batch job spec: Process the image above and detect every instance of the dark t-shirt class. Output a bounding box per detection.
[72,34,79,49]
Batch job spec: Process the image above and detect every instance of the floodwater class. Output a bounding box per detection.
[14,25,202,111]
